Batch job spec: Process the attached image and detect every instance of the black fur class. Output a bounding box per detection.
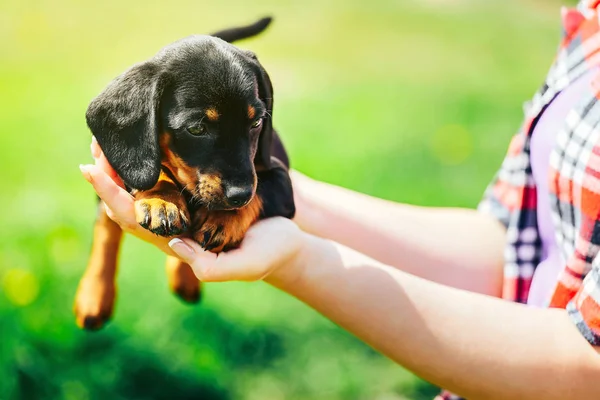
[86,16,293,215]
[257,157,295,220]
[211,17,272,43]
[87,63,167,190]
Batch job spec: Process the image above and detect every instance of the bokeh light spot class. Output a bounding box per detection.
[48,225,82,266]
[61,381,89,400]
[429,124,473,165]
[2,268,39,306]
[197,348,218,369]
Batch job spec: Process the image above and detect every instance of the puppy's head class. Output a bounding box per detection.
[86,35,274,210]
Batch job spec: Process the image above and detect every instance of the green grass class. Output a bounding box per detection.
[0,0,577,399]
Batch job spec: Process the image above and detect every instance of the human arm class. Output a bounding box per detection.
[291,171,506,296]
[165,222,600,400]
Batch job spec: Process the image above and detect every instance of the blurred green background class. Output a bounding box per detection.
[0,0,578,399]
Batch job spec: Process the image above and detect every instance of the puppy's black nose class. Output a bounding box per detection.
[224,185,253,208]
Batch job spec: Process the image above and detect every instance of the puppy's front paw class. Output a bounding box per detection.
[193,211,243,253]
[134,197,190,237]
[193,198,262,253]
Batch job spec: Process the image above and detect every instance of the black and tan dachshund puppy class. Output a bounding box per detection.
[74,17,295,330]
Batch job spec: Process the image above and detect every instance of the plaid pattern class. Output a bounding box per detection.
[436,2,600,399]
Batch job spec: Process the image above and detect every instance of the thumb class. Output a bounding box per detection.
[168,238,219,280]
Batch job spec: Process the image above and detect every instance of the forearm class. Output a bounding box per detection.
[292,171,505,295]
[268,236,600,400]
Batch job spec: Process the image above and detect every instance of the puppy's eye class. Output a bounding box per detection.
[250,118,263,129]
[187,124,207,136]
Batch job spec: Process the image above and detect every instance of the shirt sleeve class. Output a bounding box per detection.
[567,259,600,346]
[477,132,528,229]
[564,87,600,347]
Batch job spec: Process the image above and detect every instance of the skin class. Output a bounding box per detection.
[80,140,600,399]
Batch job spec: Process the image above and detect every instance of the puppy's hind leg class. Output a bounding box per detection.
[74,202,122,330]
[166,256,201,304]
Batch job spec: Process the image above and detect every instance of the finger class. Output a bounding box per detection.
[96,151,125,188]
[91,138,125,188]
[80,164,136,228]
[91,136,101,159]
[168,238,220,280]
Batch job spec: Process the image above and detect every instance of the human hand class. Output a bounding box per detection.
[167,216,307,285]
[80,138,309,284]
[79,138,177,256]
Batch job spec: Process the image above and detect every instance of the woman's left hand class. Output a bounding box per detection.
[80,139,308,284]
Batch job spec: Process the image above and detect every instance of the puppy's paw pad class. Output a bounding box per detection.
[135,198,190,237]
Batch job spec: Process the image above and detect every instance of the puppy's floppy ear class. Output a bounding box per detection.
[86,62,167,190]
[249,53,275,170]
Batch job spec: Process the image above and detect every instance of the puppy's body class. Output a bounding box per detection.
[75,18,295,330]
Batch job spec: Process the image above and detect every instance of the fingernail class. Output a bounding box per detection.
[91,136,100,159]
[169,238,195,261]
[79,164,93,183]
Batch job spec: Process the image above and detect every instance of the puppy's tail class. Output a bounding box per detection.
[211,16,272,43]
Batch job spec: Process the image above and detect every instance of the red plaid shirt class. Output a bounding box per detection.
[437,1,600,399]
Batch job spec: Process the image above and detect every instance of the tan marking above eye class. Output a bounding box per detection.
[205,108,219,121]
[247,105,255,120]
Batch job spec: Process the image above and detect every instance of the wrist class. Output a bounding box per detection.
[264,230,329,290]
